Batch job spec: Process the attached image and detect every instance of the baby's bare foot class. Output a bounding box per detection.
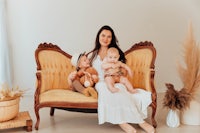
[109,87,120,93]
[128,89,137,94]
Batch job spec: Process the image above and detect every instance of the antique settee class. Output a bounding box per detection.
[34,41,157,130]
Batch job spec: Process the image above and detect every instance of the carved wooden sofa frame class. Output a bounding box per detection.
[34,41,157,130]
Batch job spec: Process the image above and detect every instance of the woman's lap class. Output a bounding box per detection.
[95,81,152,124]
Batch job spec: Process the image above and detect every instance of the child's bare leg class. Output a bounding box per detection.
[120,77,137,93]
[119,123,137,133]
[105,76,119,93]
[72,80,89,96]
[139,121,155,133]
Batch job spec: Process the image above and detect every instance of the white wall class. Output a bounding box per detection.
[5,0,200,94]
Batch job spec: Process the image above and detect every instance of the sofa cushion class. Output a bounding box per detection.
[39,89,97,103]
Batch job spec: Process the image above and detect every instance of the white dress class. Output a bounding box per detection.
[92,55,152,124]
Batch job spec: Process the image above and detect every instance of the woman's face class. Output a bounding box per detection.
[99,29,112,47]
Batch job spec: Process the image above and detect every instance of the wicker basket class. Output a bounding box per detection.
[0,97,20,122]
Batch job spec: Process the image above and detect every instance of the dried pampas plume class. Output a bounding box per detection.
[163,83,191,111]
[163,24,200,110]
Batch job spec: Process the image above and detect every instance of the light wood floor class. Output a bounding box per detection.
[1,93,200,133]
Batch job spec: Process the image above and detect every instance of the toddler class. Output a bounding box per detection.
[68,52,98,98]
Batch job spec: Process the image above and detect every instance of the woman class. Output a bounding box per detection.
[69,25,155,133]
[88,25,155,133]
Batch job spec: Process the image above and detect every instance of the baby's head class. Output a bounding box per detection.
[71,52,90,70]
[106,47,119,63]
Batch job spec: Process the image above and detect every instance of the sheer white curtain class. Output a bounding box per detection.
[0,0,12,86]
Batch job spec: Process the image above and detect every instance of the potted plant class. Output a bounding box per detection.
[163,25,200,126]
[0,83,24,122]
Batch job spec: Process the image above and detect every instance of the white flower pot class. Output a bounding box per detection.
[166,109,180,127]
[181,100,200,125]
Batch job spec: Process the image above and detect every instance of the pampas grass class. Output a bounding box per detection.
[163,24,200,110]
[178,25,200,100]
[0,83,24,102]
[163,83,191,111]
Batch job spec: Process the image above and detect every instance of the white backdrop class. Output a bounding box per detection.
[0,0,12,86]
[5,0,200,94]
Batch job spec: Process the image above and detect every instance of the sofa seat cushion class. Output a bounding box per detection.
[39,89,97,103]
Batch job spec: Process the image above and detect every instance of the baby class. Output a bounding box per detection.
[102,47,137,93]
[68,52,98,99]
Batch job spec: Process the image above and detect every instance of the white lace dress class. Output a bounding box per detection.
[92,55,152,124]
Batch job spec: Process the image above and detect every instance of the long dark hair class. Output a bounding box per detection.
[89,25,126,63]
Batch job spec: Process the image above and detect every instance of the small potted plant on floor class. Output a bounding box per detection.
[0,83,24,122]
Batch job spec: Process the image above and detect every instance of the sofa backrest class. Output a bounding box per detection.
[125,41,156,92]
[35,43,75,93]
[35,41,156,94]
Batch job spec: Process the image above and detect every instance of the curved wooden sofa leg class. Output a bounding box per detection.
[35,106,40,130]
[151,103,157,128]
[50,107,55,116]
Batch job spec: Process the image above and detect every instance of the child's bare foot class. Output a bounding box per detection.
[119,123,137,133]
[128,89,137,94]
[87,87,98,99]
[109,87,120,93]
[139,122,155,133]
[82,88,90,97]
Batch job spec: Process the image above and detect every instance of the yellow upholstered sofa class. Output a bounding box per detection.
[34,41,157,130]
